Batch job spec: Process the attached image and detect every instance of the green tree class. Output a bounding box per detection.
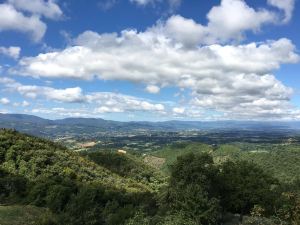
[162,153,221,225]
[218,160,278,215]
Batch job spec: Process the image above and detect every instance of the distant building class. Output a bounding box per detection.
[117,149,127,154]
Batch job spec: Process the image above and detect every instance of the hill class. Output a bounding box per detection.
[83,151,166,191]
[0,129,165,224]
[0,129,154,192]
[0,129,299,224]
[150,142,300,183]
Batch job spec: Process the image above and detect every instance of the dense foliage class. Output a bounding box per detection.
[153,142,300,183]
[1,129,300,224]
[83,151,166,191]
[0,129,158,224]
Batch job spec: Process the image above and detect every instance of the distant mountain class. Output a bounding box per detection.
[0,114,55,137]
[1,113,300,138]
[0,113,52,124]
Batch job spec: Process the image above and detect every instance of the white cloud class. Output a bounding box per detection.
[86,92,165,112]
[15,25,299,119]
[0,46,21,59]
[162,15,206,48]
[13,100,30,107]
[21,100,30,107]
[267,0,295,23]
[11,0,300,120]
[172,107,185,114]
[132,0,289,46]
[153,0,278,46]
[145,85,160,94]
[8,0,63,20]
[0,3,46,42]
[0,0,63,41]
[0,78,85,103]
[189,73,294,119]
[0,97,10,105]
[204,0,276,44]
[46,87,85,103]
[19,30,298,80]
[0,77,166,114]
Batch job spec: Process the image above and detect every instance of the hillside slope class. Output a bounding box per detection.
[84,151,166,190]
[0,129,153,192]
[151,142,213,172]
[0,129,164,224]
[151,142,300,182]
[0,130,299,224]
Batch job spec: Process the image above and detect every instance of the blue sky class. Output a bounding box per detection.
[0,0,299,121]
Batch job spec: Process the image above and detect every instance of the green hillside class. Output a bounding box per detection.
[0,129,153,192]
[151,142,300,183]
[151,142,212,172]
[1,130,299,225]
[212,143,300,183]
[0,129,162,225]
[83,151,166,191]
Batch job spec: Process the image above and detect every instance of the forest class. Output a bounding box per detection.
[0,129,300,225]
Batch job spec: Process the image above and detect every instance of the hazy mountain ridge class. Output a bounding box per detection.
[1,113,300,138]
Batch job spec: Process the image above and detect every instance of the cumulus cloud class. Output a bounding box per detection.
[190,73,294,119]
[0,46,21,59]
[172,107,185,114]
[0,77,85,103]
[19,30,298,80]
[0,3,46,42]
[204,0,277,43]
[156,0,281,46]
[133,0,290,46]
[0,0,63,41]
[15,24,299,119]
[0,97,10,105]
[0,77,166,114]
[162,15,206,48]
[11,0,300,120]
[86,92,165,113]
[8,0,63,20]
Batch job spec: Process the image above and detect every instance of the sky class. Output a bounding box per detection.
[0,0,299,121]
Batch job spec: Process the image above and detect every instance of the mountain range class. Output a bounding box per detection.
[1,113,300,138]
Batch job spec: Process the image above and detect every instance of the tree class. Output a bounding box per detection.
[162,153,221,225]
[217,160,278,215]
